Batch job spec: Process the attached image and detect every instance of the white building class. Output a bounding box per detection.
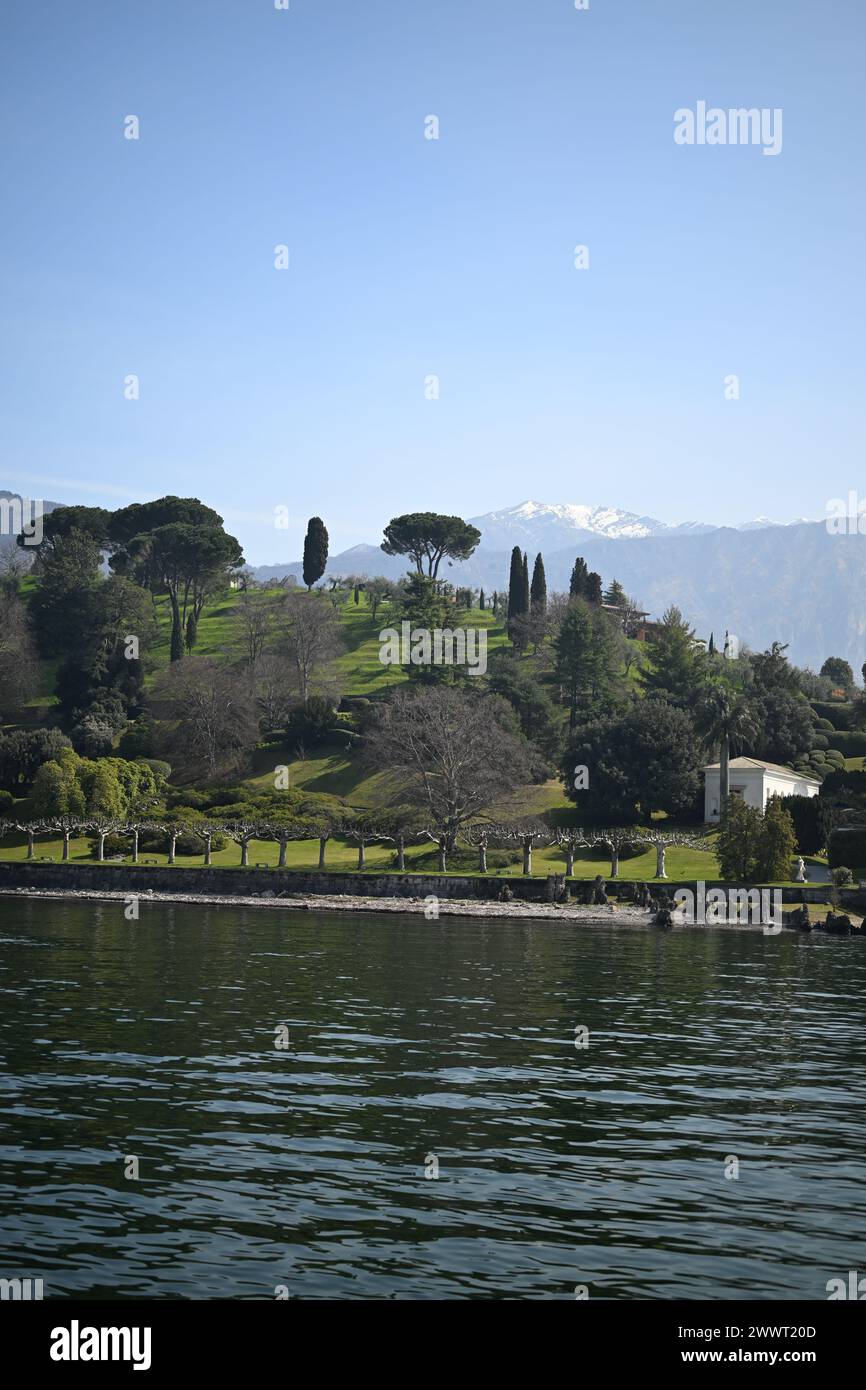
[703,757,821,824]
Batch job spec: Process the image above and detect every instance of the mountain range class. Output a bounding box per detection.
[255,500,861,672]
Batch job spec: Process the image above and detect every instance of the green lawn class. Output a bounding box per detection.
[0,829,722,879]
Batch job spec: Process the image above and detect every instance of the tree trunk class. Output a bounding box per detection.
[566,844,575,876]
[204,834,212,866]
[318,836,328,869]
[358,839,365,869]
[62,829,70,862]
[523,837,532,875]
[26,830,34,860]
[610,847,619,878]
[132,828,139,863]
[396,835,405,871]
[478,841,487,873]
[98,832,106,862]
[169,833,177,865]
[278,839,287,868]
[241,839,249,867]
[655,844,667,879]
[438,837,446,873]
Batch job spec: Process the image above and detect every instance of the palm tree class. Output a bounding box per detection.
[695,683,759,823]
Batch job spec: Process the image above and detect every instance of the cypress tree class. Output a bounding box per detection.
[507,547,523,620]
[520,553,530,614]
[708,632,715,655]
[569,556,589,598]
[170,615,185,662]
[302,516,329,590]
[530,553,547,615]
[585,571,603,604]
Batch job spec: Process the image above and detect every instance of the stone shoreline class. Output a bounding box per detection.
[0,884,767,928]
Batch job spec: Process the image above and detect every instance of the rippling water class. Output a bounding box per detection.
[0,898,864,1300]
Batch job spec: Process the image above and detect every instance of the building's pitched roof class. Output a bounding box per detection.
[703,756,821,783]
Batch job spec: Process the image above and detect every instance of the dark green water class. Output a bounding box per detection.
[0,898,864,1300]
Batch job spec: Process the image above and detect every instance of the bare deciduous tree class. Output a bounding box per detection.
[364,687,533,849]
[278,591,341,706]
[154,658,258,780]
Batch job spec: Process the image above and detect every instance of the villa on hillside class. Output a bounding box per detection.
[601,603,660,641]
[703,757,821,824]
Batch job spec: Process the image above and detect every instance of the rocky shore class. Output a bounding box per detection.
[0,884,660,925]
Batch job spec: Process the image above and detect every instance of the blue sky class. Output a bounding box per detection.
[2,0,864,563]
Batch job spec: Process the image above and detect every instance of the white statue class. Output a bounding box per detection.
[656,845,667,879]
[795,857,806,882]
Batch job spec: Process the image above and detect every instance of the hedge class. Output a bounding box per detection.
[824,731,866,757]
[811,701,853,731]
[827,826,866,869]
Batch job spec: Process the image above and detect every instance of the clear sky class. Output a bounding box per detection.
[2,0,864,563]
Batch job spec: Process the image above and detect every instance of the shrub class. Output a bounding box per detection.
[811,733,829,750]
[0,789,14,812]
[827,826,866,869]
[811,701,852,731]
[118,715,158,760]
[831,865,854,886]
[779,795,824,855]
[136,758,171,781]
[286,696,337,749]
[815,717,835,733]
[826,731,866,757]
[70,717,116,758]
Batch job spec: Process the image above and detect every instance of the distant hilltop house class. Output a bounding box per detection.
[703,757,820,824]
[601,603,659,641]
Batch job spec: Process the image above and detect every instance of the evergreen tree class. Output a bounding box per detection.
[507,547,523,621]
[715,796,763,880]
[554,600,617,729]
[520,553,530,613]
[170,618,185,663]
[586,571,603,604]
[757,796,797,880]
[603,578,627,607]
[569,556,589,598]
[530,554,547,616]
[479,589,486,610]
[708,632,715,655]
[639,605,707,708]
[302,517,329,590]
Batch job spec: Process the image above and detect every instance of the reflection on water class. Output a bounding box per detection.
[0,898,864,1299]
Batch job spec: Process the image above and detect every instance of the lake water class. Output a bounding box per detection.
[0,898,864,1300]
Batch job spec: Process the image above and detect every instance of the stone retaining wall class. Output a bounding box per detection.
[0,861,861,909]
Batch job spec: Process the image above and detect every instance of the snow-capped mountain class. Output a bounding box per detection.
[466,500,714,552]
[465,500,814,552]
